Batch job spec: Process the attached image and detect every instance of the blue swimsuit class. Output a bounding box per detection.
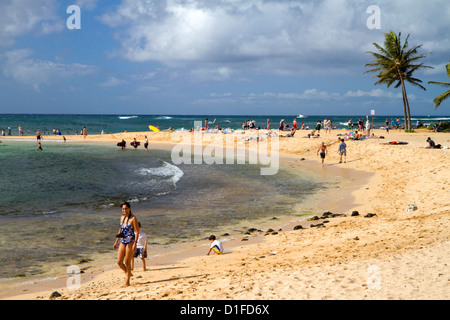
[120,215,135,245]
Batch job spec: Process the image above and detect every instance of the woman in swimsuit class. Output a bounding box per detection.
[113,202,140,287]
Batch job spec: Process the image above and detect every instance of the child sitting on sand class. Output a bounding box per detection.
[206,235,223,255]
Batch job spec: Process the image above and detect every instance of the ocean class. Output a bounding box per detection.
[0,113,448,284]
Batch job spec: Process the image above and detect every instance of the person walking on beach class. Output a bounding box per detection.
[338,139,347,163]
[347,119,353,131]
[113,202,140,287]
[317,142,327,167]
[358,119,363,131]
[325,119,332,134]
[365,118,372,136]
[315,121,322,134]
[144,136,149,151]
[36,129,41,141]
[132,222,148,271]
[206,235,223,255]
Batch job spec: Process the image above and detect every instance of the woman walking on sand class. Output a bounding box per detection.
[113,202,139,287]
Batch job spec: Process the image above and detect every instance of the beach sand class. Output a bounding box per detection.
[1,128,449,300]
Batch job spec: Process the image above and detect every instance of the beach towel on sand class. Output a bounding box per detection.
[381,141,408,145]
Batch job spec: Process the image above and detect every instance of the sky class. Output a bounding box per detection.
[0,0,449,116]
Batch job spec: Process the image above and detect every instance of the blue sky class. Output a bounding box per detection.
[0,0,449,116]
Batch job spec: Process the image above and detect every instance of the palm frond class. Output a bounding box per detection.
[428,60,450,108]
[433,90,450,109]
[428,81,450,88]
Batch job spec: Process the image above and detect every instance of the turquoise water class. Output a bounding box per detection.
[0,140,325,280]
[0,142,180,216]
[1,112,447,282]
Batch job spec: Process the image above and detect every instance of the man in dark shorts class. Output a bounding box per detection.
[317,142,327,167]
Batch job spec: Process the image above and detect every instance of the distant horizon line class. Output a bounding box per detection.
[1,113,449,117]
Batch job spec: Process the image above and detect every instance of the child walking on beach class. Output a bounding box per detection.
[132,222,148,271]
[338,139,347,163]
[206,235,224,255]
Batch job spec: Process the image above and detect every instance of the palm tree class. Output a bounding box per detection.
[428,60,450,109]
[365,31,432,130]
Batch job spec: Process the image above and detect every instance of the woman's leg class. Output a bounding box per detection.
[124,244,134,286]
[116,243,127,273]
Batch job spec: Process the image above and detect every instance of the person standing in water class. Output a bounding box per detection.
[113,202,140,287]
[144,136,149,151]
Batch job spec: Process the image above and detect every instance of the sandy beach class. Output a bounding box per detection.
[1,127,449,300]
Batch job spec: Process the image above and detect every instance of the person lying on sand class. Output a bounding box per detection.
[280,128,296,138]
[304,131,319,138]
[381,141,408,145]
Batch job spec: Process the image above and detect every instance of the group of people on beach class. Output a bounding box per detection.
[34,128,70,151]
[114,202,222,287]
[316,138,347,167]
[117,136,149,150]
[1,126,24,137]
[314,119,446,166]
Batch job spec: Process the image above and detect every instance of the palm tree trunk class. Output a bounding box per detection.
[404,91,412,130]
[399,74,411,130]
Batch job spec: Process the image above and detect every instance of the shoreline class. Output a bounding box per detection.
[1,128,449,300]
[0,137,370,298]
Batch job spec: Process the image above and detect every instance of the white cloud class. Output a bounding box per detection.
[99,0,450,82]
[345,89,401,99]
[100,76,127,87]
[194,86,416,107]
[0,0,63,46]
[190,67,234,81]
[3,49,98,91]
[99,0,371,71]
[75,0,99,11]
